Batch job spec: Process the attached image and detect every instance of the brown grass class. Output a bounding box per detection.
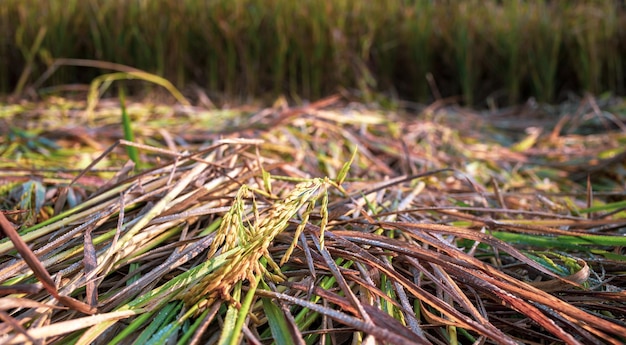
[1,94,626,344]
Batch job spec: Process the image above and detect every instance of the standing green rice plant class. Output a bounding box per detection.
[449,2,481,105]
[570,4,599,95]
[212,1,240,98]
[13,26,47,97]
[569,1,620,95]
[46,0,82,84]
[351,1,380,101]
[361,1,402,98]
[308,0,328,100]
[326,0,351,96]
[291,1,309,99]
[11,1,70,89]
[526,2,563,103]
[270,0,290,97]
[163,1,187,87]
[4,0,626,103]
[491,0,527,105]
[181,3,220,93]
[402,0,434,102]
[237,0,265,98]
[0,3,15,92]
[86,0,120,63]
[603,16,625,95]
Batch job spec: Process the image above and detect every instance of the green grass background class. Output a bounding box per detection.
[1,0,625,105]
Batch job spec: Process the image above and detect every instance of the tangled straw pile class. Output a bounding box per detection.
[1,95,626,344]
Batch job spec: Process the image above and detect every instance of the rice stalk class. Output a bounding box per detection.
[183,177,329,306]
[3,1,626,102]
[2,95,626,343]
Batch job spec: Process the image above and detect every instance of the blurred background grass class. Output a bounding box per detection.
[1,0,625,106]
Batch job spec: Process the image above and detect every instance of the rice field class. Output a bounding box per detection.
[1,92,626,343]
[1,0,626,105]
[2,1,626,344]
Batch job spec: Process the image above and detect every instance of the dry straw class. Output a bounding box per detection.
[1,95,626,343]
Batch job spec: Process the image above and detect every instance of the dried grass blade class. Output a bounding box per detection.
[0,284,42,295]
[0,297,65,310]
[55,295,97,315]
[429,262,489,323]
[286,278,424,342]
[381,260,424,337]
[0,311,37,344]
[385,222,582,286]
[256,289,420,345]
[310,233,373,325]
[100,236,216,310]
[0,184,132,256]
[31,58,145,91]
[0,211,95,314]
[83,222,99,307]
[69,140,121,187]
[475,270,584,344]
[321,229,519,344]
[482,271,626,343]
[386,219,626,342]
[298,231,317,297]
[100,152,214,268]
[1,310,137,345]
